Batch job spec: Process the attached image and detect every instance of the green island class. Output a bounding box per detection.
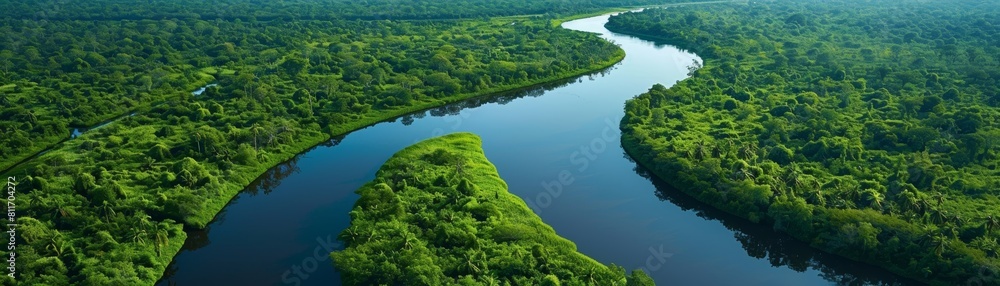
[609,1,999,285]
[0,0,714,284]
[331,132,655,285]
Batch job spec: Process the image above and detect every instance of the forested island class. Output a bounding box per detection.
[331,133,655,285]
[610,1,1000,284]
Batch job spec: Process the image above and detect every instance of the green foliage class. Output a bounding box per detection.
[332,133,653,285]
[0,0,637,171]
[612,1,1000,284]
[0,1,647,283]
[0,0,705,21]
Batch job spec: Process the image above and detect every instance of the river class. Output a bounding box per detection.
[156,12,920,286]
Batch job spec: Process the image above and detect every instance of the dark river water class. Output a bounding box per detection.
[157,12,920,286]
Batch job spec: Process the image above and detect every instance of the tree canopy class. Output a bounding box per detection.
[610,0,1000,284]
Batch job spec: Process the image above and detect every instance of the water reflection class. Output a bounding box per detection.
[246,156,303,196]
[628,153,924,286]
[374,65,617,126]
[421,67,616,118]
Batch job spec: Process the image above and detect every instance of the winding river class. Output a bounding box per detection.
[157,12,920,286]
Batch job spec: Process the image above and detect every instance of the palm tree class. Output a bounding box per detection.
[929,208,948,225]
[25,109,37,124]
[215,148,232,163]
[99,201,116,222]
[759,175,784,196]
[250,123,264,149]
[585,267,598,285]
[442,211,457,222]
[841,186,863,207]
[693,142,707,161]
[152,223,170,256]
[53,205,71,228]
[339,225,364,245]
[862,189,884,210]
[400,231,417,250]
[141,156,158,171]
[194,131,203,154]
[980,238,999,258]
[897,191,921,216]
[914,198,930,217]
[932,192,945,207]
[806,189,826,206]
[986,216,1000,234]
[454,160,467,177]
[739,144,758,161]
[481,275,501,286]
[133,213,153,231]
[734,166,756,181]
[953,215,968,228]
[306,93,315,115]
[783,167,805,194]
[46,232,67,257]
[462,251,484,274]
[130,228,148,245]
[930,234,949,257]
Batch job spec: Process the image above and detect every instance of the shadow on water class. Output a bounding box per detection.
[159,152,307,283]
[627,153,925,286]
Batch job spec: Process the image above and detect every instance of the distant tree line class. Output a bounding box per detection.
[2,0,709,21]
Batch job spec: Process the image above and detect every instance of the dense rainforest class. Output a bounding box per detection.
[331,133,655,285]
[0,7,631,171]
[610,0,1000,284]
[0,0,659,284]
[0,0,707,21]
[0,0,724,171]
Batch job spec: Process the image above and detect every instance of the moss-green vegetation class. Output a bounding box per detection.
[332,133,655,285]
[0,0,696,172]
[0,3,638,285]
[609,1,1000,285]
[1,0,700,22]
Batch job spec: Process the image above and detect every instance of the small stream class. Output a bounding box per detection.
[70,83,218,138]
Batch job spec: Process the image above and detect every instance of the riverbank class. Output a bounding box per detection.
[619,130,933,284]
[187,48,625,228]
